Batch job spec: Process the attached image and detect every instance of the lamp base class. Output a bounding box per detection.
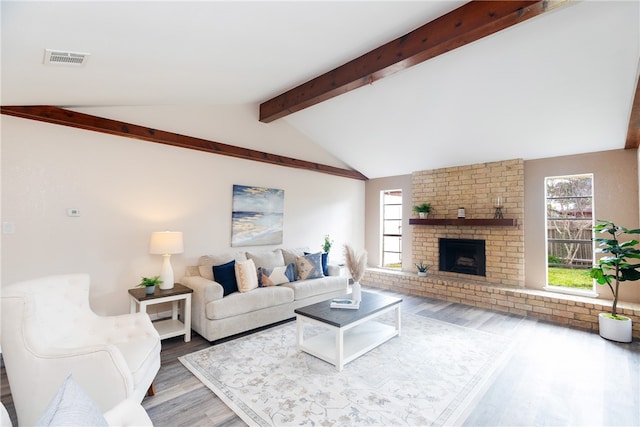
[159,281,174,290]
[159,254,175,290]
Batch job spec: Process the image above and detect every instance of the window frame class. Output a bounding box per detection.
[381,189,403,270]
[543,173,598,297]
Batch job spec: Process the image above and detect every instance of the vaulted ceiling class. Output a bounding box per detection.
[2,1,638,179]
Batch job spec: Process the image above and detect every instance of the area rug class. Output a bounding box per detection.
[179,313,515,426]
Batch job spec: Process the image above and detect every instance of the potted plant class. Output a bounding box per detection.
[138,275,163,295]
[413,203,432,219]
[322,234,333,254]
[320,234,333,276]
[415,262,431,277]
[589,220,640,342]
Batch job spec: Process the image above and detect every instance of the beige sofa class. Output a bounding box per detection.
[181,248,348,342]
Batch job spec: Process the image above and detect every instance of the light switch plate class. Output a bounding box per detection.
[2,222,15,234]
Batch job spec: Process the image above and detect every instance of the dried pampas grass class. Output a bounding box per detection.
[344,244,367,282]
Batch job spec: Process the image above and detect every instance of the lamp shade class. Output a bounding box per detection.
[149,231,184,255]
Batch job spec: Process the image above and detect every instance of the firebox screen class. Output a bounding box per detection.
[439,238,486,277]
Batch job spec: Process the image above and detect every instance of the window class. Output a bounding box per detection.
[381,190,402,269]
[545,174,594,293]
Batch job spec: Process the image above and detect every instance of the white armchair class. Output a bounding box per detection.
[1,274,161,426]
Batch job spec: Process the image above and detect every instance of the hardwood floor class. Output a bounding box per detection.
[2,287,639,426]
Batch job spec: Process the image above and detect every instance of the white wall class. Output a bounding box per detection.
[1,110,365,315]
[364,174,412,270]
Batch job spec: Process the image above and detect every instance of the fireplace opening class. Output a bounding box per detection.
[439,238,486,277]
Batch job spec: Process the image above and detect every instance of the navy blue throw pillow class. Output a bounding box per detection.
[213,260,238,296]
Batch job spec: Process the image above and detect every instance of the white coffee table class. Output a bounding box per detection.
[294,291,402,371]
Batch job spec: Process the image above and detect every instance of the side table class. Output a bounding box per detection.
[128,283,192,342]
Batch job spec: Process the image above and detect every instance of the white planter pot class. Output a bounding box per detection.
[417,272,427,277]
[598,313,633,343]
[418,212,428,219]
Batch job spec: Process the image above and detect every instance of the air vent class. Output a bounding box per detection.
[44,49,90,66]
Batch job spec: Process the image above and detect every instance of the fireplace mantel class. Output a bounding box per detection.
[409,218,517,226]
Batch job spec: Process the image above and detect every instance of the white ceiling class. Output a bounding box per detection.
[2,1,639,179]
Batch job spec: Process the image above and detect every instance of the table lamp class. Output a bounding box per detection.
[149,231,184,290]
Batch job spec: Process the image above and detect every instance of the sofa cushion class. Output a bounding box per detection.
[282,276,347,300]
[258,263,295,287]
[281,247,308,265]
[213,261,238,296]
[198,265,212,279]
[204,286,294,320]
[199,252,247,280]
[295,252,324,280]
[235,259,259,293]
[246,249,285,270]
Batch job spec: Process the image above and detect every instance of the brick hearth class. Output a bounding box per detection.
[362,269,640,338]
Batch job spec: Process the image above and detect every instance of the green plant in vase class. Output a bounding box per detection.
[412,203,432,219]
[138,275,163,295]
[415,261,431,276]
[319,234,334,276]
[589,220,640,342]
[322,234,333,254]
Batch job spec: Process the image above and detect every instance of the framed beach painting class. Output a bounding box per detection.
[231,184,284,247]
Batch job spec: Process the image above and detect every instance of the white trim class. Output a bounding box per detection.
[543,285,599,298]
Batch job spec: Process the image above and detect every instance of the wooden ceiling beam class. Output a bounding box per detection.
[625,73,640,149]
[260,0,567,123]
[1,105,368,180]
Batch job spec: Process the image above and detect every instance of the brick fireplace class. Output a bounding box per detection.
[411,159,525,287]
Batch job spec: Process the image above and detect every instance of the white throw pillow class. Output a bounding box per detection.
[235,259,259,293]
